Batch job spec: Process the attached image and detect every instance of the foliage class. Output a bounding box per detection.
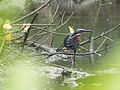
[0,0,120,90]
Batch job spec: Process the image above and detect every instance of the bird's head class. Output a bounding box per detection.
[68,26,92,36]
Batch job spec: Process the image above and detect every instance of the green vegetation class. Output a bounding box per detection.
[0,0,120,90]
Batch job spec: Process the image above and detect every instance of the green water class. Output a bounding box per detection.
[51,1,120,90]
[1,0,120,90]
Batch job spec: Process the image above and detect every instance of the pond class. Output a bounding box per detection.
[0,0,120,90]
[45,1,120,90]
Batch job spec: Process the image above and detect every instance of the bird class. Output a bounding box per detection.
[63,26,92,67]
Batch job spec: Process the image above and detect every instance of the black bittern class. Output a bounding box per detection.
[56,26,92,68]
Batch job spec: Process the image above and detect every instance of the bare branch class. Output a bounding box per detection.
[13,24,56,26]
[51,4,59,22]
[97,41,120,53]
[91,0,101,30]
[39,34,53,45]
[54,12,74,30]
[79,23,120,46]
[95,38,107,52]
[22,13,39,47]
[61,11,66,24]
[32,26,68,36]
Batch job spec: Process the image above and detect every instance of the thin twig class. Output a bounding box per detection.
[92,0,101,30]
[11,3,31,21]
[51,4,59,22]
[95,38,107,52]
[97,41,120,53]
[42,51,96,56]
[78,46,89,51]
[101,2,112,6]
[35,32,48,42]
[28,30,44,40]
[103,36,113,41]
[54,12,74,30]
[13,24,56,26]
[0,38,5,56]
[39,34,53,45]
[32,26,68,36]
[61,11,66,24]
[23,13,39,47]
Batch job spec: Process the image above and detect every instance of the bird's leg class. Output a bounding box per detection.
[89,31,93,42]
[72,49,76,68]
[69,50,73,67]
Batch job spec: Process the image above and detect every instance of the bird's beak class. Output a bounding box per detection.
[68,26,75,33]
[77,29,92,33]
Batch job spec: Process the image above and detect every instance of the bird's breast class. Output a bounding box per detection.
[74,35,80,43]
